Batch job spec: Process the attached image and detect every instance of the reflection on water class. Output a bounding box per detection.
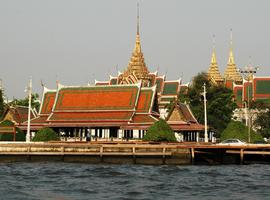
[0,162,270,200]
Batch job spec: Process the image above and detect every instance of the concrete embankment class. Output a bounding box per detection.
[0,142,270,164]
[0,142,191,164]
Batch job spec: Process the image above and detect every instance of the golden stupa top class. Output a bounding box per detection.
[224,30,242,83]
[119,4,151,86]
[207,36,223,84]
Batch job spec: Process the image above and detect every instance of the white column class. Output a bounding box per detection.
[118,129,123,139]
[133,130,139,139]
[105,129,109,139]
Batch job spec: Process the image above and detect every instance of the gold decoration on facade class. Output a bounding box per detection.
[207,35,224,85]
[119,3,152,86]
[224,30,242,83]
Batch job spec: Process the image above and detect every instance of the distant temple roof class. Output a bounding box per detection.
[2,106,36,125]
[207,36,224,84]
[224,31,242,83]
[166,101,204,131]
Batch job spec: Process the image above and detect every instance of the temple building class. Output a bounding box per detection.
[207,31,270,108]
[207,36,224,85]
[18,7,205,142]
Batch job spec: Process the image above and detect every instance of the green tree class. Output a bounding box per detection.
[254,109,270,138]
[0,120,25,141]
[33,127,60,142]
[10,93,40,111]
[221,120,263,143]
[179,72,236,136]
[143,119,176,142]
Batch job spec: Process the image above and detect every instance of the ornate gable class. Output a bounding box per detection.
[39,89,56,115]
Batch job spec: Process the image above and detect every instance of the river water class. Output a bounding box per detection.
[0,162,269,200]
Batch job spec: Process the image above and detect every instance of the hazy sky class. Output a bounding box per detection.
[0,0,269,99]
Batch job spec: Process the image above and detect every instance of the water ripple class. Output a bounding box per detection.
[0,163,270,200]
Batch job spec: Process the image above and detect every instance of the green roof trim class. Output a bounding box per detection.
[160,97,175,102]
[110,78,118,85]
[156,78,163,92]
[245,84,253,100]
[236,89,242,104]
[162,82,179,95]
[255,80,270,94]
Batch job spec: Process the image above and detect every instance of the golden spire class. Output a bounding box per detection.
[224,29,242,83]
[207,35,223,84]
[119,3,151,86]
[228,29,235,65]
[211,35,217,64]
[134,2,142,53]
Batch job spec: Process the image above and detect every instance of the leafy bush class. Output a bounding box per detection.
[221,120,263,143]
[32,127,60,142]
[143,119,176,142]
[0,120,25,141]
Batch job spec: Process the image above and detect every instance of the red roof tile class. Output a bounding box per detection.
[48,111,133,122]
[40,92,56,115]
[131,114,158,124]
[54,85,140,111]
[136,89,154,113]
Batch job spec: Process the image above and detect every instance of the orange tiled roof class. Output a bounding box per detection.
[48,111,133,122]
[30,116,48,124]
[40,91,56,115]
[54,85,140,111]
[131,114,158,124]
[136,88,154,113]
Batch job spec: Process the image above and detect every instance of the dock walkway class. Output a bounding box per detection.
[0,142,269,164]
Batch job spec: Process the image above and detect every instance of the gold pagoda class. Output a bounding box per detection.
[118,4,152,86]
[224,31,242,83]
[207,36,224,85]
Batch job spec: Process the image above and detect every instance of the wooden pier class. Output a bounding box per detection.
[0,142,269,164]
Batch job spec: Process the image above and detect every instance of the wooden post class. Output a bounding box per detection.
[61,146,65,161]
[191,148,195,164]
[27,145,31,160]
[162,147,166,164]
[13,127,16,141]
[132,146,136,164]
[240,149,244,164]
[100,146,103,162]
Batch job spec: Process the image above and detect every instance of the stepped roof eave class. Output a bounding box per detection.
[47,111,134,122]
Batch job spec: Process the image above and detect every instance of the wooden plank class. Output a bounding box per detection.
[227,150,270,155]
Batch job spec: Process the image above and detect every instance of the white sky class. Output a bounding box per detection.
[0,0,269,99]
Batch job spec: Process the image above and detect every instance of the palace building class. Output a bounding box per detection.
[207,33,270,108]
[18,7,205,142]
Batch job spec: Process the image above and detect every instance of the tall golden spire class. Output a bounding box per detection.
[207,35,223,84]
[228,29,235,65]
[224,29,242,83]
[119,3,151,86]
[134,2,142,53]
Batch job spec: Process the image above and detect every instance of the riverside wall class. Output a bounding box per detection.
[0,142,270,164]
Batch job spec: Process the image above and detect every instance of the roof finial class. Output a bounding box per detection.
[230,28,233,47]
[137,2,140,36]
[228,28,235,65]
[211,34,217,64]
[212,34,216,50]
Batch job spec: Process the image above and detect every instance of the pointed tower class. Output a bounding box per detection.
[207,35,224,85]
[224,30,242,83]
[119,3,152,86]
